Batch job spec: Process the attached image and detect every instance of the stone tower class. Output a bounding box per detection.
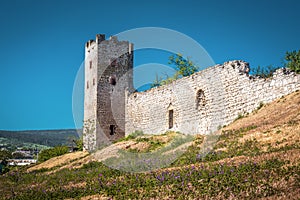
[83,34,133,151]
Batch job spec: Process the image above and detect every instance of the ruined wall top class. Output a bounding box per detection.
[131,60,298,96]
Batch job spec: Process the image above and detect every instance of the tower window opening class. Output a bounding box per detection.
[110,125,116,135]
[89,61,92,69]
[169,109,174,129]
[87,81,89,89]
[93,78,95,86]
[109,75,117,85]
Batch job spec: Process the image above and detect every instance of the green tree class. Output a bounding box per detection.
[151,53,198,88]
[285,50,300,73]
[38,146,69,162]
[168,53,198,78]
[0,150,12,174]
[0,149,12,161]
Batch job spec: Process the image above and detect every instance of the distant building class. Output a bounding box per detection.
[8,159,37,166]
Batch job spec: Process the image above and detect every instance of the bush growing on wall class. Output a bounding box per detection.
[285,50,300,74]
[151,53,198,88]
[251,65,279,78]
[168,53,199,78]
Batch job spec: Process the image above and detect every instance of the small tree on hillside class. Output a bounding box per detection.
[285,50,300,74]
[0,149,12,161]
[0,150,12,174]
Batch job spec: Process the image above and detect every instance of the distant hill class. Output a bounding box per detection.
[0,129,80,150]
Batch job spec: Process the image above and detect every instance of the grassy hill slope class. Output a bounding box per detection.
[0,91,300,199]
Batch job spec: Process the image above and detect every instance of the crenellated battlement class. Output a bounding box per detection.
[85,39,95,48]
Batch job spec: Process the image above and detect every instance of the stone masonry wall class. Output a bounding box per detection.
[83,37,99,151]
[96,36,133,145]
[83,35,133,151]
[125,60,300,135]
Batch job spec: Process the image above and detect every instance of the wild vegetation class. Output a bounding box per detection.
[152,50,300,88]
[38,146,69,162]
[250,50,300,78]
[151,53,198,88]
[285,50,300,73]
[0,91,299,199]
[250,65,280,78]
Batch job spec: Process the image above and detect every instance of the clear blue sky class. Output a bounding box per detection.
[0,0,299,131]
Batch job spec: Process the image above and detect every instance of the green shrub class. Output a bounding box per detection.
[285,50,300,74]
[120,130,144,141]
[234,113,244,121]
[251,65,279,78]
[257,102,264,110]
[74,138,83,151]
[38,146,69,162]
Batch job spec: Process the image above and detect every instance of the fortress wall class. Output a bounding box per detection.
[125,60,300,135]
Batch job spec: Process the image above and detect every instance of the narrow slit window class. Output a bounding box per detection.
[196,89,206,109]
[169,110,174,129]
[93,78,95,86]
[89,61,92,69]
[110,125,116,135]
[87,81,89,89]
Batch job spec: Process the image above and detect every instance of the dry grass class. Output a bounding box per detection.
[216,148,300,167]
[27,151,89,172]
[123,141,151,152]
[48,154,94,174]
[76,194,111,200]
[220,91,300,150]
[259,188,300,200]
[224,91,300,133]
